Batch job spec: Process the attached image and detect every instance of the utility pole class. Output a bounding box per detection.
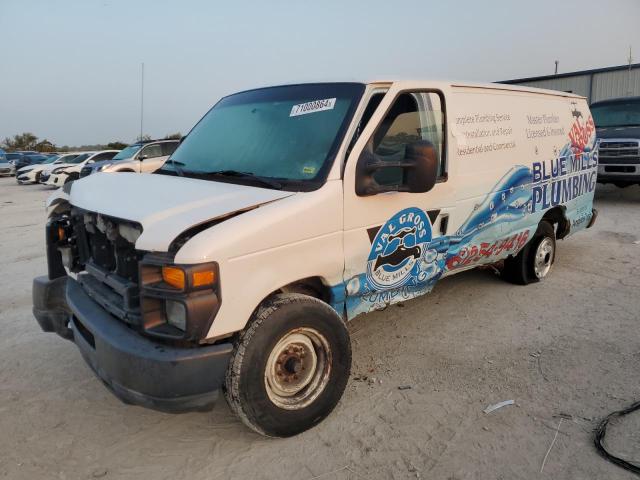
[140,62,145,141]
[627,46,633,96]
[554,60,559,75]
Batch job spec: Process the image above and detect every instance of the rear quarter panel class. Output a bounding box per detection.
[442,86,597,273]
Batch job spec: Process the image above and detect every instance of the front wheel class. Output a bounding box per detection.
[502,221,556,285]
[224,293,351,437]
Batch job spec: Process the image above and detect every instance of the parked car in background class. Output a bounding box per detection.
[42,150,119,187]
[5,151,37,167]
[592,96,640,187]
[16,153,80,184]
[80,139,179,178]
[6,152,25,168]
[13,153,49,171]
[5,153,21,168]
[0,149,14,176]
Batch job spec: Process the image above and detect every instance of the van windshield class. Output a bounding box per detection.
[591,99,640,128]
[162,83,365,191]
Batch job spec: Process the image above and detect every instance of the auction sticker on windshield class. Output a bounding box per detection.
[290,98,336,117]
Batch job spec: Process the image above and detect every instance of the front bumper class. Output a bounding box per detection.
[597,164,640,183]
[17,171,38,184]
[32,275,233,412]
[45,173,67,186]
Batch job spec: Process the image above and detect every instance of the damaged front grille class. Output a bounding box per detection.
[69,208,145,324]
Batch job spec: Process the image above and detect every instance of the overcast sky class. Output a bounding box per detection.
[1,0,639,146]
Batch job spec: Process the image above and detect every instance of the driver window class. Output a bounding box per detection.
[371,92,445,186]
[140,144,163,159]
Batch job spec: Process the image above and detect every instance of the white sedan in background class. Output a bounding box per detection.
[16,153,80,184]
[0,159,14,176]
[42,150,119,187]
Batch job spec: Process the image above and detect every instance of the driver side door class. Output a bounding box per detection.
[342,85,455,319]
[137,144,165,173]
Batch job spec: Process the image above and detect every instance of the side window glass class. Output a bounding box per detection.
[94,152,116,161]
[140,144,163,159]
[162,142,178,156]
[370,91,446,187]
[346,92,386,158]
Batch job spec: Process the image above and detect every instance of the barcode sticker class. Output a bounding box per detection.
[290,98,336,117]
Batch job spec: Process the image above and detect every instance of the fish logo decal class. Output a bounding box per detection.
[366,208,433,290]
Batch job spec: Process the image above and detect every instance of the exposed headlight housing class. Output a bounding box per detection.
[139,257,220,342]
[165,300,187,331]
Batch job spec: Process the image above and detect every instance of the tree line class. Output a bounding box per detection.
[1,132,182,153]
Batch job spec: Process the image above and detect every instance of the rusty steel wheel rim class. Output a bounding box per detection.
[264,328,332,410]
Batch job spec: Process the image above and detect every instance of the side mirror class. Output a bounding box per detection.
[355,140,438,196]
[138,154,148,161]
[87,159,95,164]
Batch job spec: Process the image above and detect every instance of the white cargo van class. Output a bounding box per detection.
[33,81,598,437]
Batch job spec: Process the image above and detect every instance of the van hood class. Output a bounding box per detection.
[65,172,295,251]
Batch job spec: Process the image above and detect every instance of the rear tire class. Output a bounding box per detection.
[224,293,351,437]
[502,221,556,285]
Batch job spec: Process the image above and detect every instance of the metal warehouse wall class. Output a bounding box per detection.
[501,64,640,104]
[591,68,640,102]
[514,75,592,99]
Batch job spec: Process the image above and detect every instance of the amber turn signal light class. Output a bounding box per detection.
[162,266,185,289]
[192,270,215,287]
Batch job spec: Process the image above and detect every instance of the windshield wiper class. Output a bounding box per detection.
[168,159,185,177]
[201,170,283,189]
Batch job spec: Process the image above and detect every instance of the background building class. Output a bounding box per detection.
[500,63,640,104]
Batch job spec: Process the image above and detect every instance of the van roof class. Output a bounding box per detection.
[366,79,586,99]
[221,80,586,101]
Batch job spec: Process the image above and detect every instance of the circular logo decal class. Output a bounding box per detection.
[366,207,433,290]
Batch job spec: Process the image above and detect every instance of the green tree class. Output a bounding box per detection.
[2,132,39,151]
[35,139,56,152]
[164,132,182,140]
[107,141,128,150]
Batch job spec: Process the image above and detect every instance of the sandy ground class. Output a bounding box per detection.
[0,176,639,480]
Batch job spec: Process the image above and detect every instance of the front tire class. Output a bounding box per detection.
[224,293,351,437]
[502,221,556,285]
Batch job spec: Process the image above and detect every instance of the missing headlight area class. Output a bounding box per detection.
[50,208,148,325]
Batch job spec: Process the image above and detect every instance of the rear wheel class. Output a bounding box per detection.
[224,293,351,437]
[502,221,556,285]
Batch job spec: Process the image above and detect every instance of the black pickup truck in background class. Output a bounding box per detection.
[591,96,640,188]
